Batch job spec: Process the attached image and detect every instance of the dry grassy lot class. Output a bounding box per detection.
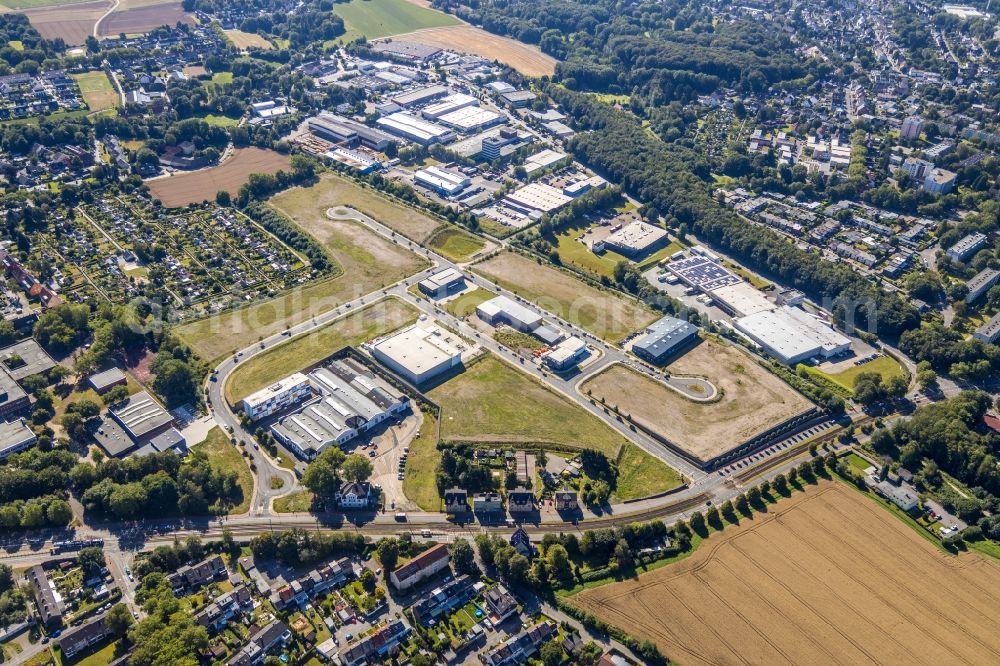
[575,481,1000,666]
[473,252,658,342]
[582,339,812,460]
[225,29,272,49]
[281,173,442,242]
[147,147,291,208]
[392,25,557,76]
[175,208,428,362]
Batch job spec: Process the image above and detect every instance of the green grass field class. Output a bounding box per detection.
[225,297,419,403]
[73,71,118,113]
[429,354,625,456]
[615,443,684,500]
[274,490,314,513]
[191,427,254,514]
[333,0,460,43]
[211,71,234,85]
[426,226,487,262]
[403,408,442,511]
[201,113,241,127]
[804,355,907,394]
[444,288,492,318]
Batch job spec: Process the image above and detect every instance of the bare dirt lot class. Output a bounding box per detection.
[97,0,192,37]
[20,0,111,44]
[147,147,291,208]
[582,339,812,460]
[275,173,442,242]
[575,481,1000,666]
[473,251,658,342]
[390,25,557,76]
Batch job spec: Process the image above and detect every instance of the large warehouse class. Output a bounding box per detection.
[631,316,699,364]
[476,295,542,332]
[270,359,410,461]
[601,221,668,258]
[710,282,776,317]
[370,323,465,385]
[376,112,455,145]
[734,306,851,365]
[414,166,470,195]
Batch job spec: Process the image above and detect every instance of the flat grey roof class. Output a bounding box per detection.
[88,367,126,391]
[0,339,56,381]
[0,370,26,409]
[93,417,135,457]
[109,390,173,440]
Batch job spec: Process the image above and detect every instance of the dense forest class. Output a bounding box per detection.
[433,0,814,99]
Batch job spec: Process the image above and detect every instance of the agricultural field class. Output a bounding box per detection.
[426,225,487,262]
[393,24,557,76]
[176,212,427,362]
[573,482,1000,666]
[224,297,419,403]
[429,354,625,457]
[97,0,193,37]
[224,28,272,50]
[276,173,442,242]
[472,251,659,341]
[333,0,459,43]
[72,70,118,112]
[147,147,291,208]
[581,339,813,462]
[18,0,110,44]
[0,0,93,8]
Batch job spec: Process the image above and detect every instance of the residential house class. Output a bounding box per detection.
[336,482,374,509]
[479,621,556,666]
[390,544,450,591]
[482,584,518,624]
[507,488,536,514]
[337,618,411,666]
[269,558,351,610]
[554,489,578,512]
[167,555,226,593]
[444,488,468,514]
[410,575,477,624]
[58,616,110,660]
[26,565,62,629]
[474,492,503,513]
[195,586,251,633]
[227,620,289,666]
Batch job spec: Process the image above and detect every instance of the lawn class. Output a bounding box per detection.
[333,0,460,43]
[71,639,120,666]
[200,113,241,127]
[426,226,487,262]
[191,427,254,514]
[444,288,492,318]
[275,173,442,242]
[73,71,118,112]
[211,72,234,85]
[273,490,314,514]
[403,408,442,511]
[843,452,874,474]
[225,297,419,403]
[615,443,684,500]
[472,251,659,342]
[804,355,907,394]
[429,354,625,456]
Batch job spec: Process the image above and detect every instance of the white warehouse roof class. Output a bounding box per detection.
[735,306,851,365]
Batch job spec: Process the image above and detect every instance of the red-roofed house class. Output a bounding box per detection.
[389,544,450,591]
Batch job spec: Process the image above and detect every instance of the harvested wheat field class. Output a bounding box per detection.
[147,147,291,208]
[19,0,110,44]
[390,25,556,76]
[97,0,191,37]
[582,338,813,461]
[575,482,1000,666]
[225,29,272,50]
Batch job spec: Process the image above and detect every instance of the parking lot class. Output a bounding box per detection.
[362,411,423,512]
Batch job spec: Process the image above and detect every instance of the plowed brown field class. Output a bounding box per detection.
[146,147,291,208]
[19,0,111,44]
[574,482,1000,666]
[389,25,556,76]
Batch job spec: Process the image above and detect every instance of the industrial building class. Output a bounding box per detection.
[0,371,28,420]
[241,373,312,421]
[270,359,410,460]
[500,90,537,107]
[372,41,442,63]
[97,390,187,458]
[966,268,1000,303]
[420,93,478,119]
[734,306,852,365]
[631,316,699,364]
[947,232,988,262]
[0,417,35,460]
[710,281,776,317]
[437,106,504,132]
[307,113,396,151]
[370,323,465,385]
[391,84,449,107]
[974,312,1000,344]
[87,367,127,394]
[476,295,542,332]
[600,221,668,258]
[504,182,572,215]
[540,336,588,371]
[417,268,466,298]
[325,147,382,174]
[414,165,471,195]
[523,149,567,174]
[109,391,175,442]
[376,112,455,145]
